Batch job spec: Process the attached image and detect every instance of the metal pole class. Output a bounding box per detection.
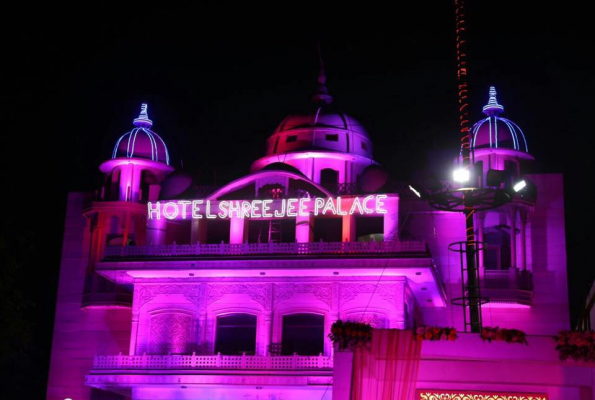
[456,0,482,332]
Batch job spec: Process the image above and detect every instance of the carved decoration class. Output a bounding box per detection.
[136,284,206,310]
[342,312,387,328]
[149,313,193,355]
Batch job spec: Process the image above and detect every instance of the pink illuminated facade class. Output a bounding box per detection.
[47,84,587,400]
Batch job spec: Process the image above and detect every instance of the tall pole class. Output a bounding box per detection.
[455,0,481,332]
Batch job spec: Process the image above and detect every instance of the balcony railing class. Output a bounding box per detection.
[93,353,333,371]
[104,240,427,258]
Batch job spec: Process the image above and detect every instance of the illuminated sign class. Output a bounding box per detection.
[148,195,389,220]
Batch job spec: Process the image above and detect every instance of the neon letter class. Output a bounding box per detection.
[162,202,179,220]
[298,198,311,216]
[241,201,251,218]
[349,197,364,215]
[274,199,286,217]
[218,201,229,218]
[191,200,203,219]
[147,202,161,220]
[251,200,262,218]
[322,197,338,215]
[362,195,375,213]
[286,198,298,217]
[206,200,217,219]
[336,197,348,215]
[314,197,325,215]
[375,195,388,214]
[262,199,273,217]
[228,201,241,218]
[178,200,191,219]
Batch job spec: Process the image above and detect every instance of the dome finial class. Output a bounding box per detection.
[133,103,153,128]
[312,43,333,105]
[482,86,504,116]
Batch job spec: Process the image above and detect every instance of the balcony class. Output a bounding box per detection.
[92,353,333,371]
[482,269,533,306]
[104,240,427,259]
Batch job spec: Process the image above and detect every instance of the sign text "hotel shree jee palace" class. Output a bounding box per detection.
[147,195,389,220]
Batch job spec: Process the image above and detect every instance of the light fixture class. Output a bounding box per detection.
[409,185,422,198]
[513,180,527,192]
[453,168,470,183]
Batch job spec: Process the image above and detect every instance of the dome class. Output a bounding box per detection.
[264,67,373,159]
[274,111,370,138]
[112,104,170,165]
[471,87,529,153]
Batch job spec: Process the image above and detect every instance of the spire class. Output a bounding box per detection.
[482,86,504,116]
[311,44,333,105]
[133,103,153,128]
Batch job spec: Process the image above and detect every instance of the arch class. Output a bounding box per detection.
[214,313,258,355]
[147,309,196,355]
[281,313,325,355]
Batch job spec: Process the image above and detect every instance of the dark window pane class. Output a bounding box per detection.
[215,314,257,355]
[326,134,339,141]
[282,314,324,355]
[286,135,298,143]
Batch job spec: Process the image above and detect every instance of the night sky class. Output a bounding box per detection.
[2,3,593,397]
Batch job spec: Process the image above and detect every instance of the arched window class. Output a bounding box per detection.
[215,314,257,355]
[282,314,325,355]
[149,312,193,355]
[320,168,338,187]
[484,228,511,270]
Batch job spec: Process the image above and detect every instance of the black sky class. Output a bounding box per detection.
[2,3,594,397]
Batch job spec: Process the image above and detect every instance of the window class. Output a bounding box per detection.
[326,134,339,141]
[361,141,367,150]
[286,135,298,143]
[215,314,257,355]
[484,229,511,270]
[282,314,325,355]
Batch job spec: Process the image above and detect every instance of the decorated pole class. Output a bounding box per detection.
[455,0,481,333]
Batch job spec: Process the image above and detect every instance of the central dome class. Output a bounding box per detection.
[264,68,373,159]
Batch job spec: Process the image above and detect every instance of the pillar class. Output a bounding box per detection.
[296,213,313,243]
[191,218,207,244]
[476,212,485,278]
[261,311,272,355]
[509,209,517,269]
[230,216,247,244]
[147,217,167,245]
[520,209,527,271]
[382,195,399,241]
[342,215,356,242]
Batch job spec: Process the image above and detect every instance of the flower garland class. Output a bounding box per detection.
[480,326,528,345]
[415,326,458,341]
[329,320,372,350]
[555,330,595,362]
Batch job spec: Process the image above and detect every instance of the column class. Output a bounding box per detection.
[295,213,313,243]
[229,217,247,244]
[198,311,207,353]
[509,209,517,269]
[147,217,167,245]
[476,212,485,279]
[520,209,527,271]
[191,218,207,244]
[341,215,356,242]
[261,311,272,356]
[509,208,518,288]
[129,312,139,355]
[382,195,399,241]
